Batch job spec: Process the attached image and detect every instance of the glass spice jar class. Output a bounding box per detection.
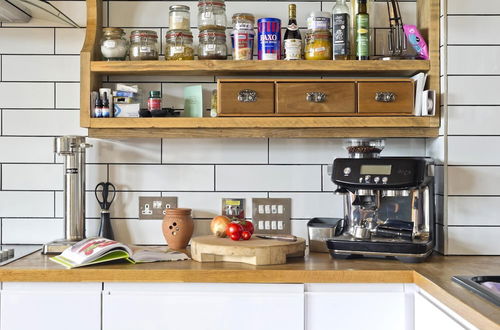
[198,0,227,31]
[198,29,227,60]
[169,5,190,30]
[129,30,159,61]
[100,27,128,61]
[232,12,254,31]
[165,30,194,60]
[305,30,333,60]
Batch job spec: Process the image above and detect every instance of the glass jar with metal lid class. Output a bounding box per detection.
[169,5,190,30]
[100,27,128,60]
[305,30,333,60]
[165,30,194,60]
[198,29,227,59]
[232,12,254,30]
[198,0,227,31]
[129,30,159,60]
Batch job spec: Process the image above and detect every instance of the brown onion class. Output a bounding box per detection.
[210,216,231,237]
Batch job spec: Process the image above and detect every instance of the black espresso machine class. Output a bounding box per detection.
[327,139,435,263]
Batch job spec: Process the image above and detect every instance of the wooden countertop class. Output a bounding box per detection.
[1,250,499,329]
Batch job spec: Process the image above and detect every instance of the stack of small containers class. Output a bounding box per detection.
[197,0,228,60]
[165,5,194,60]
[231,13,255,60]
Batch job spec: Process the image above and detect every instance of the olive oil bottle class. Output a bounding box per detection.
[355,0,369,60]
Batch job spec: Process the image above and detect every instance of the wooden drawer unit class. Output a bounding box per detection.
[358,81,414,114]
[218,82,275,116]
[276,82,355,115]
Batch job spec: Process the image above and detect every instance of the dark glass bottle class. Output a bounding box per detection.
[355,0,369,60]
[283,4,302,60]
[332,0,350,60]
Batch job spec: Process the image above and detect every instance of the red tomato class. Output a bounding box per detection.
[240,220,254,234]
[226,222,243,238]
[230,232,241,241]
[241,231,251,240]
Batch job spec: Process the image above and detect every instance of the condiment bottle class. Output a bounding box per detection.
[147,91,162,112]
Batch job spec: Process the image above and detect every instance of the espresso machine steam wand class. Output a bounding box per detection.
[42,136,92,254]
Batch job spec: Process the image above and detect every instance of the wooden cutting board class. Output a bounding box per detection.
[191,235,306,266]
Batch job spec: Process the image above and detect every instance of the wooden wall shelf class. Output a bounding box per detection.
[91,60,430,77]
[80,0,440,139]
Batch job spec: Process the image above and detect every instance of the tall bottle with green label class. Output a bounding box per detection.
[355,0,369,60]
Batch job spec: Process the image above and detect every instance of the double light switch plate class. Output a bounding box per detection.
[252,198,291,235]
[139,196,178,220]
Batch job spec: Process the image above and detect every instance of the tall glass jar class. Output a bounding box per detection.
[100,27,128,61]
[165,30,194,60]
[198,30,227,59]
[305,30,333,60]
[129,30,159,61]
[169,5,190,30]
[198,0,227,31]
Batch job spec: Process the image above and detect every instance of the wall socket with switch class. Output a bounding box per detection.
[139,196,178,220]
[252,198,291,235]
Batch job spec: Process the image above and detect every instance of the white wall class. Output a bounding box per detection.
[0,0,447,249]
[438,0,500,255]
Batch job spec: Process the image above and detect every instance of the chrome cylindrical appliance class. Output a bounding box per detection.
[42,136,92,254]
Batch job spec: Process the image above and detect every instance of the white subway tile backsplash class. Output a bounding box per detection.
[448,16,500,45]
[0,28,54,54]
[448,46,500,75]
[56,83,80,109]
[383,138,427,157]
[448,76,500,105]
[55,28,86,54]
[216,165,321,192]
[50,1,88,27]
[163,138,267,164]
[447,0,500,15]
[0,191,54,217]
[85,164,108,191]
[448,106,500,135]
[111,219,165,245]
[87,138,162,164]
[269,139,344,164]
[1,219,63,244]
[448,227,500,255]
[448,197,500,226]
[448,137,500,165]
[110,191,161,219]
[2,55,80,81]
[269,192,343,219]
[109,165,214,191]
[0,137,54,163]
[2,164,62,190]
[425,137,445,164]
[2,110,87,136]
[448,166,500,196]
[0,83,54,108]
[172,191,267,219]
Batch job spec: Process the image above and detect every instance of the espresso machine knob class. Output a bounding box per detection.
[374,177,380,183]
[382,177,388,184]
[364,175,371,182]
[343,167,351,176]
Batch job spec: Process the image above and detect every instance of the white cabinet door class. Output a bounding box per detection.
[414,292,469,330]
[0,282,102,330]
[305,284,412,330]
[102,283,304,330]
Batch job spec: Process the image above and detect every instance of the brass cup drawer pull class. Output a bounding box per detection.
[375,92,397,103]
[238,89,257,102]
[306,92,327,103]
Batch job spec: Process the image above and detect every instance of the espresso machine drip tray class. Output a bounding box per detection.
[327,238,433,263]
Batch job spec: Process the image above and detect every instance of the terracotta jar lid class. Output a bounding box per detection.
[165,208,192,215]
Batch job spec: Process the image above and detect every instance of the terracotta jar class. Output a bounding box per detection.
[162,208,194,250]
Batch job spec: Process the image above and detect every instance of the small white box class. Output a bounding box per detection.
[114,103,140,117]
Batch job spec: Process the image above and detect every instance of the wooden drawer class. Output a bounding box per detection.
[218,82,275,116]
[276,82,355,115]
[358,82,414,114]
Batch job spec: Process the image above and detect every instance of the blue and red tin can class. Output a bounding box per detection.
[257,18,281,60]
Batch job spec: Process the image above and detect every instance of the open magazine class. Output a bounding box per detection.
[51,237,189,269]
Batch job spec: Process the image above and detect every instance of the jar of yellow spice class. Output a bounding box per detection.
[305,30,332,60]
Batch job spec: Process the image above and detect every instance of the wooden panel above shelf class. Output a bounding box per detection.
[90,60,430,76]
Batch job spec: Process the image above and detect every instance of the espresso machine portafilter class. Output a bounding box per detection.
[42,136,92,254]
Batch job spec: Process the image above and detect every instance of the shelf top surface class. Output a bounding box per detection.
[90,59,430,76]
